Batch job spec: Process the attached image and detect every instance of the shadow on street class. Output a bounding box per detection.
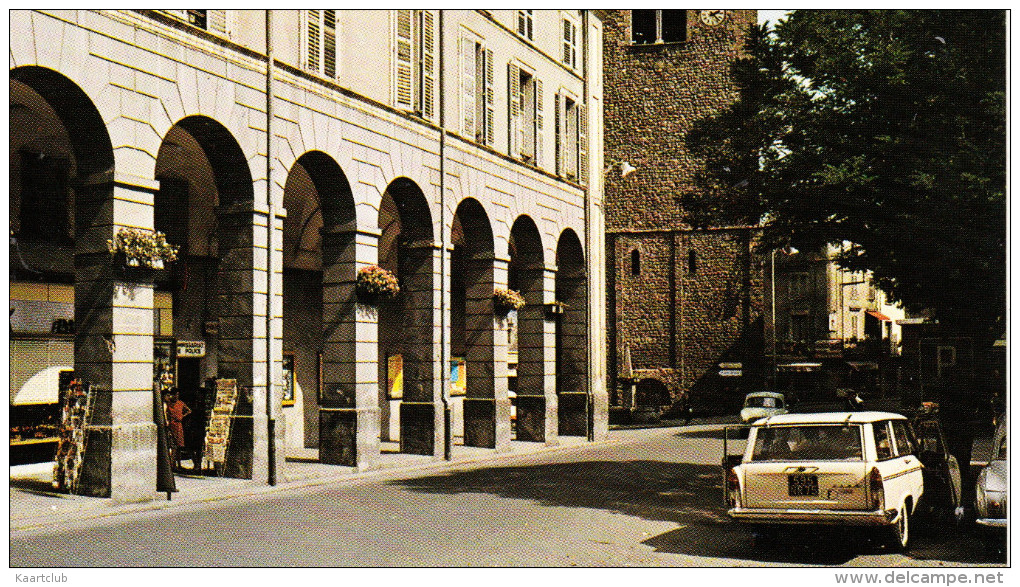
[391,458,1003,566]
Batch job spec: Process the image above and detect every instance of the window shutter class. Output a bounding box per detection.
[507,63,521,157]
[461,36,476,139]
[307,10,321,73]
[395,10,413,109]
[562,19,571,65]
[208,10,228,37]
[577,103,588,184]
[484,48,494,146]
[421,10,436,120]
[534,78,544,167]
[324,10,337,78]
[555,93,565,176]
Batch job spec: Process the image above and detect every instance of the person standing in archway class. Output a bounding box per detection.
[163,388,191,472]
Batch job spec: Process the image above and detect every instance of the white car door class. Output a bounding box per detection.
[871,420,922,513]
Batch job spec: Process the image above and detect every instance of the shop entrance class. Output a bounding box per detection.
[175,357,205,471]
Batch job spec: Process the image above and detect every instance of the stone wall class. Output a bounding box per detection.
[602,10,766,412]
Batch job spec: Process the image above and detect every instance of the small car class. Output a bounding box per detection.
[974,414,1007,530]
[739,391,788,424]
[726,411,924,551]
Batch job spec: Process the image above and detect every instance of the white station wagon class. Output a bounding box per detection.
[726,411,925,550]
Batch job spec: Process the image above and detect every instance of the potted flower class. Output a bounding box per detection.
[107,228,179,269]
[493,288,525,317]
[356,265,400,304]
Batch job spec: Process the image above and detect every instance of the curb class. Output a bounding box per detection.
[11,424,710,533]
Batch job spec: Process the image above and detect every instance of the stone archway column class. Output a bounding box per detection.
[514,266,558,445]
[319,228,381,469]
[214,200,263,480]
[462,256,511,452]
[557,272,589,436]
[74,177,159,501]
[398,242,444,456]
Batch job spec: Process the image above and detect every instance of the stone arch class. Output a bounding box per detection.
[281,151,361,463]
[378,177,439,455]
[451,198,501,448]
[635,378,671,409]
[508,215,551,442]
[154,115,256,479]
[9,66,138,498]
[556,228,588,436]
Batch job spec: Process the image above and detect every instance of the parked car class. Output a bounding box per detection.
[973,414,1007,531]
[910,407,964,522]
[726,411,925,551]
[739,392,788,424]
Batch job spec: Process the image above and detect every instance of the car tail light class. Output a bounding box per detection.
[869,467,884,511]
[727,468,740,507]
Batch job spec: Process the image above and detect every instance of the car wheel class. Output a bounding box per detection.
[890,504,910,551]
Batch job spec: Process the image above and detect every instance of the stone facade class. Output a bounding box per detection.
[9,9,607,500]
[602,10,767,414]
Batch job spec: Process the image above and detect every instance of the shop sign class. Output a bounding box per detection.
[177,340,206,358]
[718,362,742,370]
[719,369,743,377]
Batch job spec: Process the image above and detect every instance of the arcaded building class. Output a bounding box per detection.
[601,9,767,415]
[9,9,608,500]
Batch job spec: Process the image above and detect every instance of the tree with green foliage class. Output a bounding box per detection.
[684,10,1006,342]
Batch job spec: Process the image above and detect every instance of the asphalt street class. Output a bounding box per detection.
[10,428,1007,567]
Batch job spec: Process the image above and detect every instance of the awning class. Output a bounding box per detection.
[847,361,879,371]
[777,362,822,372]
[865,310,891,321]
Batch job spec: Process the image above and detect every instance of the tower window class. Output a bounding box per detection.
[688,250,698,275]
[632,10,687,45]
[631,249,641,276]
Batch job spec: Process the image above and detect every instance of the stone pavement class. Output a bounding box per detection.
[9,426,705,533]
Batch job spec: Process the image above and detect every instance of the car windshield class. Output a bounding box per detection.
[745,396,780,409]
[752,425,863,461]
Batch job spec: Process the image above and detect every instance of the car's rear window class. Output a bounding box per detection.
[745,396,780,408]
[751,425,863,461]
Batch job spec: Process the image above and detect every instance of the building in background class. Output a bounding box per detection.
[601,9,766,418]
[10,9,607,500]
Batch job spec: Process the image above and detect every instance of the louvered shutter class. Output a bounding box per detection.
[484,48,494,146]
[555,93,564,175]
[421,10,436,120]
[578,103,588,184]
[324,10,337,78]
[395,10,413,109]
[461,36,476,138]
[534,79,544,167]
[507,63,521,157]
[562,19,572,66]
[307,10,321,73]
[208,10,228,37]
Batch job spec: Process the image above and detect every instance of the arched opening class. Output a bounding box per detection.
[281,151,358,464]
[508,215,549,442]
[378,178,438,455]
[451,198,500,448]
[555,228,588,436]
[154,115,255,479]
[635,379,670,409]
[10,66,119,497]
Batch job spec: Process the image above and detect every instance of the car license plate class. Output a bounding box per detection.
[788,473,818,497]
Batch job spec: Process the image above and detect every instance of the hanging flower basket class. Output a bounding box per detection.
[493,288,525,316]
[107,228,179,270]
[356,265,400,304]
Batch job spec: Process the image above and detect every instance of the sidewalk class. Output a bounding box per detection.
[9,425,710,533]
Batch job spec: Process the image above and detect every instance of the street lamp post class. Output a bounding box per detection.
[770,246,797,388]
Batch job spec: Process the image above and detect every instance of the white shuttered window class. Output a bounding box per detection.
[305,10,338,79]
[395,9,436,121]
[462,34,494,146]
[508,64,542,166]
